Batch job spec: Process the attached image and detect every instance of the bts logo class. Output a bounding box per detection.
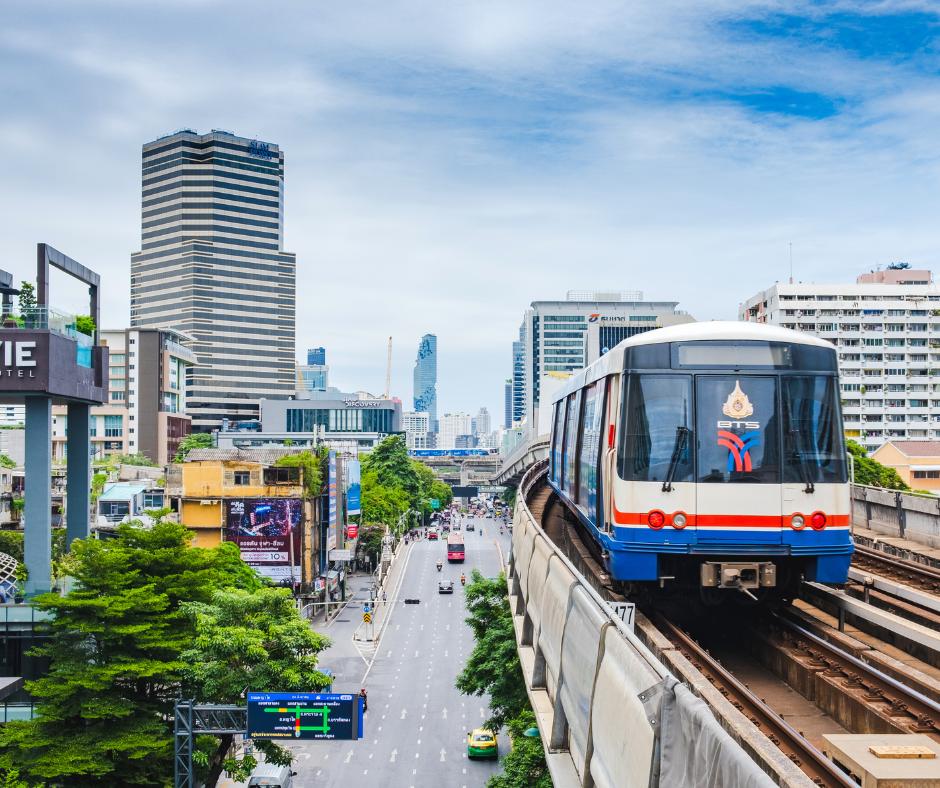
[718,431,760,472]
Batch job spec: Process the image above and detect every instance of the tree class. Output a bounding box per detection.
[74,315,95,337]
[0,454,16,469]
[174,432,214,462]
[181,587,331,787]
[275,448,326,497]
[360,469,410,529]
[847,440,910,490]
[357,525,386,566]
[110,452,157,467]
[0,530,23,562]
[456,570,529,731]
[362,435,419,499]
[0,522,260,785]
[17,282,35,315]
[487,710,552,788]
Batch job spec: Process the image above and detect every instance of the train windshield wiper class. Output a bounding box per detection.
[662,426,691,493]
[792,438,816,494]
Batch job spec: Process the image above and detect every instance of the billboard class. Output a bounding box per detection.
[346,459,361,516]
[225,498,302,580]
[409,448,496,457]
[327,451,338,551]
[450,485,479,499]
[247,692,363,740]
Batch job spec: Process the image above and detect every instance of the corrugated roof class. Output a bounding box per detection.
[185,447,307,464]
[98,481,151,501]
[880,441,940,457]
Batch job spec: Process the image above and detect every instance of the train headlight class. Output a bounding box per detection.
[810,511,827,530]
[672,512,687,529]
[790,514,805,530]
[647,510,666,529]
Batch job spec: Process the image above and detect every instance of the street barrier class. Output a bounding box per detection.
[509,460,775,788]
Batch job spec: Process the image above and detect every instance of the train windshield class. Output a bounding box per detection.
[618,372,846,485]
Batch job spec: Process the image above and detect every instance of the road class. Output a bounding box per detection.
[227,513,513,788]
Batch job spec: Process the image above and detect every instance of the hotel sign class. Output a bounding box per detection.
[0,330,107,404]
[0,340,38,378]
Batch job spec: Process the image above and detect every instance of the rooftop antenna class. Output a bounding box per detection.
[788,242,794,284]
[384,336,393,399]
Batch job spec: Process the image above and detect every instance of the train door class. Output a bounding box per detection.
[694,375,784,545]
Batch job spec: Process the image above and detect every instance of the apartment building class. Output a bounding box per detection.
[740,268,940,453]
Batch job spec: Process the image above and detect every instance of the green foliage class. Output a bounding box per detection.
[456,570,529,731]
[10,498,23,514]
[109,452,157,467]
[360,469,410,530]
[487,711,552,788]
[181,586,331,787]
[0,530,23,562]
[91,472,108,504]
[358,525,386,566]
[362,435,419,499]
[501,487,517,510]
[73,315,95,337]
[0,454,16,469]
[847,440,910,491]
[0,766,33,788]
[0,522,261,786]
[275,448,326,497]
[17,282,36,315]
[173,432,214,462]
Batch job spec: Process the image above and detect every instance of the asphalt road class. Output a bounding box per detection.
[246,514,513,788]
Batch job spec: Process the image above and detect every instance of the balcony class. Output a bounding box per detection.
[0,306,94,368]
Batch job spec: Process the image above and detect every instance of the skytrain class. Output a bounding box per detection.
[547,321,852,603]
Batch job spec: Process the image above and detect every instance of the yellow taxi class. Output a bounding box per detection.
[466,728,498,759]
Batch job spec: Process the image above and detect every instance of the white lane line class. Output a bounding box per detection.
[344,750,353,763]
[390,749,398,762]
[440,748,447,762]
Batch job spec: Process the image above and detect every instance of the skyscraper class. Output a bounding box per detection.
[413,334,438,432]
[307,347,326,365]
[503,378,512,429]
[473,407,491,436]
[299,347,328,391]
[511,331,525,426]
[130,129,297,432]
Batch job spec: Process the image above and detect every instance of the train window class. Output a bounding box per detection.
[578,380,605,523]
[782,376,847,484]
[563,390,582,496]
[551,400,566,484]
[696,376,780,484]
[618,375,692,483]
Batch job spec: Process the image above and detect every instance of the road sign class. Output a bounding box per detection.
[362,612,372,624]
[362,603,372,614]
[609,602,636,631]
[430,499,440,510]
[247,692,363,740]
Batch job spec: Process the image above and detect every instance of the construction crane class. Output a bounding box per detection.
[384,336,392,398]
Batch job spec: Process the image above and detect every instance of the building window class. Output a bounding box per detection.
[104,415,123,437]
[263,467,300,485]
[913,470,940,479]
[233,471,250,485]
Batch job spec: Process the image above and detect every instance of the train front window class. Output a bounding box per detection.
[619,375,693,483]
[696,376,780,484]
[782,376,847,484]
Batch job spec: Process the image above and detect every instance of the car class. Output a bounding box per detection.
[438,581,454,594]
[465,522,475,531]
[467,728,498,759]
[427,529,439,540]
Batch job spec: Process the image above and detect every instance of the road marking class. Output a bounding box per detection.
[373,739,378,745]
[363,769,368,775]
[317,769,322,776]
[445,650,449,657]
[369,753,374,759]
[415,752,420,759]
[303,753,311,760]
[480,708,485,718]
[414,650,419,658]
[463,767,467,773]
[396,624,400,630]
[323,754,329,760]
[401,708,407,719]
[440,748,447,762]
[386,649,392,657]
[442,708,448,719]
[378,725,382,730]
[390,749,398,762]
[344,750,353,763]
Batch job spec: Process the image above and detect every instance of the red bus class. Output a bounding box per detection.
[447,532,465,563]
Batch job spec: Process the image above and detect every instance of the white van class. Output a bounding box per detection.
[247,763,296,788]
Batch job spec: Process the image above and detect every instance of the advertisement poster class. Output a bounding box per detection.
[225,498,302,580]
[346,459,361,516]
[327,451,338,551]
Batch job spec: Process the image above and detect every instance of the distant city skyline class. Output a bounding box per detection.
[4,4,940,423]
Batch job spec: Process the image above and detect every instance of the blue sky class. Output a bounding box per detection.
[2,1,940,423]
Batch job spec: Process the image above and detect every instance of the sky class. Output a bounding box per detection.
[2,1,940,424]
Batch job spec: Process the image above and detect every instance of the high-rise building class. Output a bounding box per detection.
[740,267,940,454]
[503,379,512,429]
[402,410,431,449]
[130,129,297,432]
[439,412,472,450]
[298,347,329,391]
[511,330,525,426]
[413,334,438,432]
[473,407,491,436]
[518,291,694,429]
[52,328,197,465]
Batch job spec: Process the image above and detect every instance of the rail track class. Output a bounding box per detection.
[851,543,940,594]
[655,615,856,787]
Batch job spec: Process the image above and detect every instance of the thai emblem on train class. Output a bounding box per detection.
[721,380,754,419]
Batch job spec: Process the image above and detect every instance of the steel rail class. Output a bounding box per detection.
[852,543,940,588]
[656,616,856,788]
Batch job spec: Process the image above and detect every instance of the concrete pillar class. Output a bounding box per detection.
[66,402,91,546]
[24,396,52,596]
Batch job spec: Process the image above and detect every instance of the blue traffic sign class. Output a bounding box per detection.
[247,692,363,740]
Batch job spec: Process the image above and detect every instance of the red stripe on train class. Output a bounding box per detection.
[612,508,849,528]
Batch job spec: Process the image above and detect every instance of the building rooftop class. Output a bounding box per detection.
[877,441,940,458]
[98,481,152,501]
[185,447,309,464]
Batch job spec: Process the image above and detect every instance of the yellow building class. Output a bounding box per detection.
[870,441,940,493]
[179,448,318,583]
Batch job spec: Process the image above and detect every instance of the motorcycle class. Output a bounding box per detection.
[460,574,466,586]
[436,561,443,572]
